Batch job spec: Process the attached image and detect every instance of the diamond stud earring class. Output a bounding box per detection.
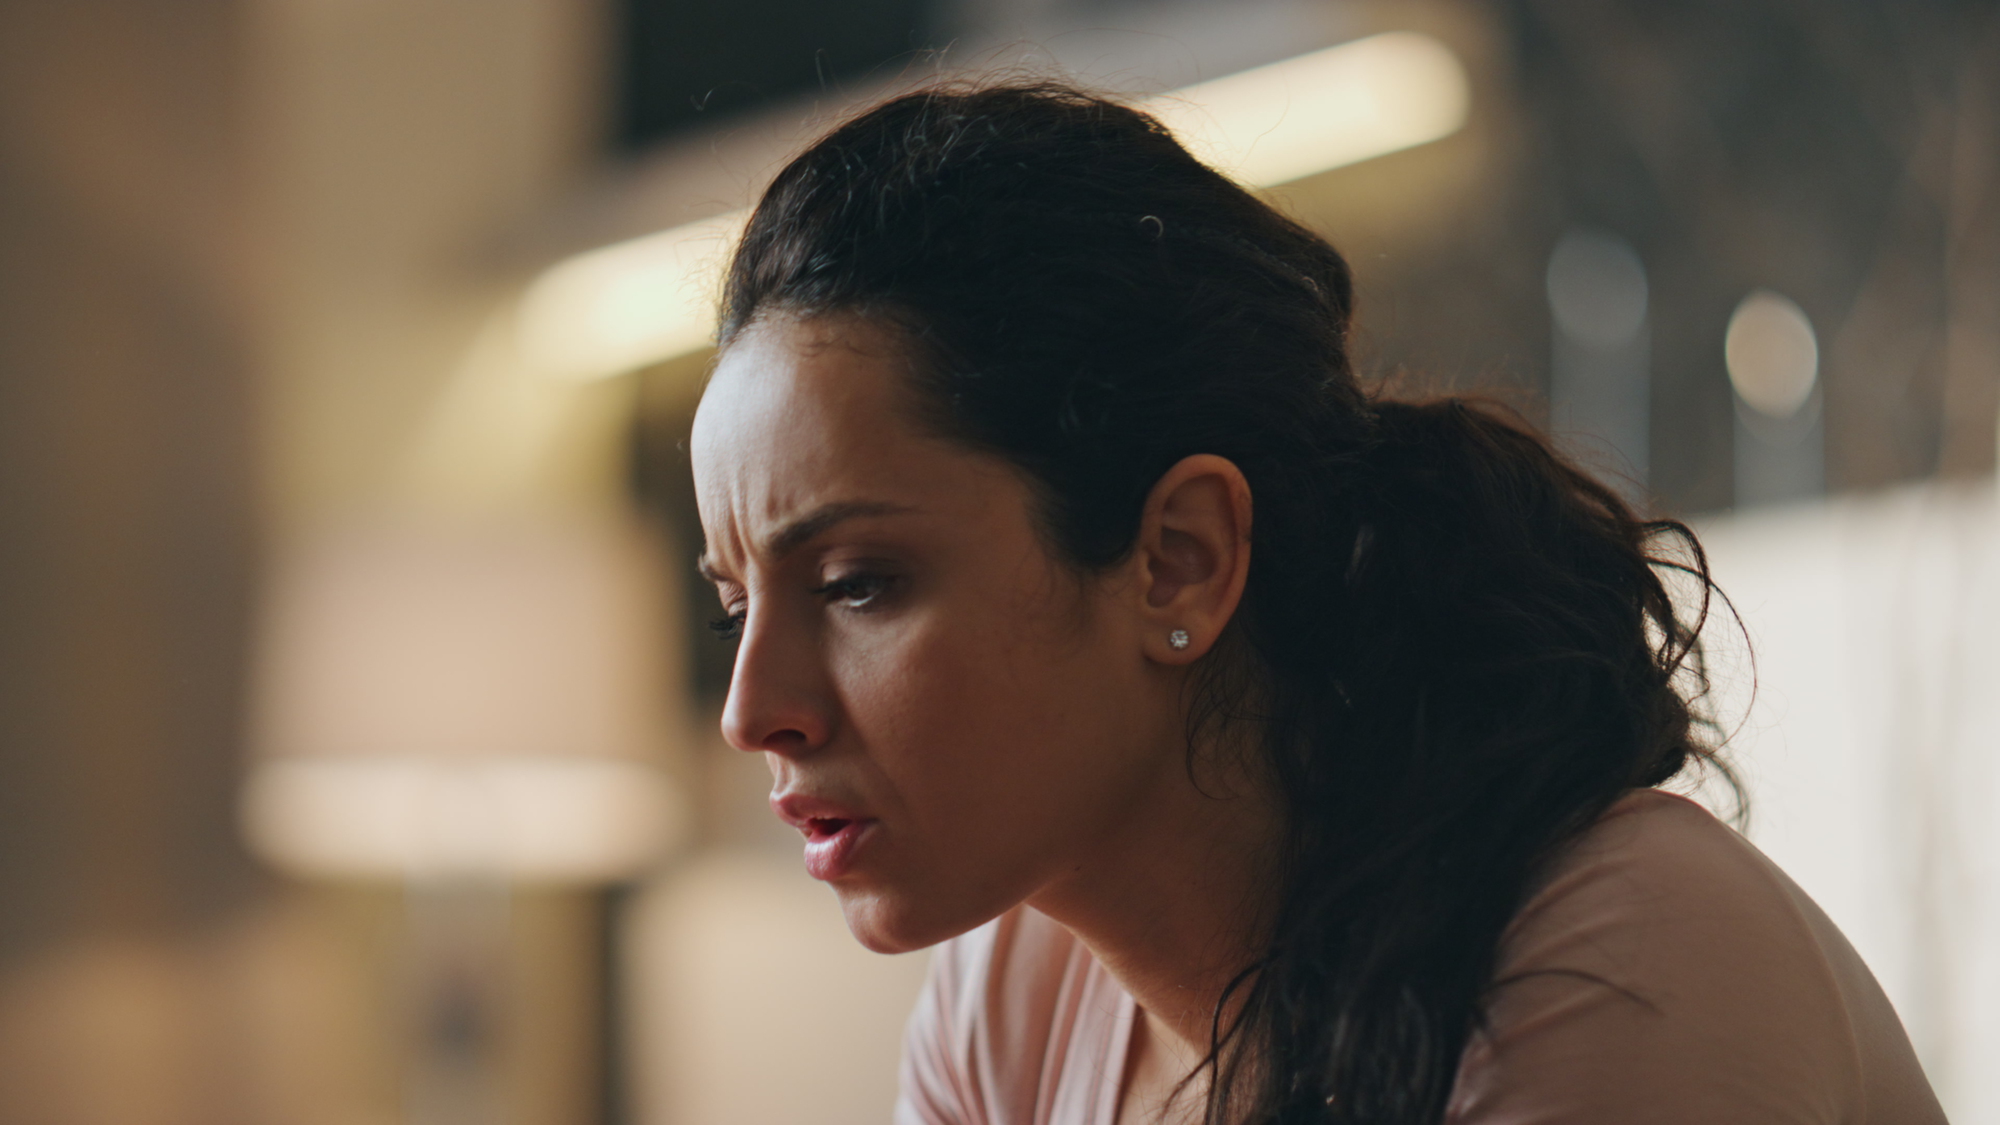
[1168,629,1191,651]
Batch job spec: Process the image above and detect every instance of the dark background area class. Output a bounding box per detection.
[615,0,938,146]
[1499,0,1999,504]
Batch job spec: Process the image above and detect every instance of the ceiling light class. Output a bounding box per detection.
[1145,31,1470,190]
[517,31,1470,382]
[1727,290,1819,419]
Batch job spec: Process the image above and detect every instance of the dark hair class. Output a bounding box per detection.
[721,82,1731,1124]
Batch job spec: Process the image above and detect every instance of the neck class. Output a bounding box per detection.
[1025,741,1284,1060]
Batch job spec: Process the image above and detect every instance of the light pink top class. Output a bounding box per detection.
[894,790,1945,1125]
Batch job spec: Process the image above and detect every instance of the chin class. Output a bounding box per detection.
[833,883,996,955]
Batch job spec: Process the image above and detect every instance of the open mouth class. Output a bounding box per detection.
[800,817,876,881]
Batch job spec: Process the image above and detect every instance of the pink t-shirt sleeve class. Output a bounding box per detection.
[1448,790,1944,1125]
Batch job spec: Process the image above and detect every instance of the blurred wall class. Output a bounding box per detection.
[0,1,624,1122]
[246,0,621,523]
[0,0,259,957]
[1697,482,2000,1122]
[0,1,268,1117]
[625,846,933,1125]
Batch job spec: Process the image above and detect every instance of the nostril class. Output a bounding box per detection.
[763,728,813,756]
[723,718,814,755]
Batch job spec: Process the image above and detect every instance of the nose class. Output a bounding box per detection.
[718,607,834,759]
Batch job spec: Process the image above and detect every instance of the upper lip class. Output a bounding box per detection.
[770,790,873,832]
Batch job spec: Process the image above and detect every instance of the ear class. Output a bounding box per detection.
[1133,454,1253,664]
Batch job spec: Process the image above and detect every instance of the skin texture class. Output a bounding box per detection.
[690,315,1283,1121]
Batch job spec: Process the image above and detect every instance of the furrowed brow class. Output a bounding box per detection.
[766,501,916,559]
[697,501,917,583]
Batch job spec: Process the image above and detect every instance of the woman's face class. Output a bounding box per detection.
[690,315,1192,953]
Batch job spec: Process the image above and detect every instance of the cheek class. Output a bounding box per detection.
[854,597,1125,813]
[829,588,1161,944]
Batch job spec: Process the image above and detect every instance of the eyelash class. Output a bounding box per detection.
[811,572,894,608]
[706,573,896,643]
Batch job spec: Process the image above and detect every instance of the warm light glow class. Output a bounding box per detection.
[1726,289,1818,418]
[521,32,1470,383]
[244,756,684,881]
[1144,31,1470,190]
[515,208,747,383]
[245,518,687,883]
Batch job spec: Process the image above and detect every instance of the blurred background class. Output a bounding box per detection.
[1,0,1996,1122]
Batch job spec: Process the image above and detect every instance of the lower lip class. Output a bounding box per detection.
[802,818,878,882]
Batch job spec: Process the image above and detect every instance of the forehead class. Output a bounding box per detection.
[689,315,1011,558]
[694,314,902,465]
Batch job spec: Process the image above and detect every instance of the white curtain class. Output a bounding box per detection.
[1696,480,2000,1122]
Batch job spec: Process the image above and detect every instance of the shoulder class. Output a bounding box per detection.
[1494,789,1814,993]
[896,906,1107,1125]
[1451,789,1943,1124]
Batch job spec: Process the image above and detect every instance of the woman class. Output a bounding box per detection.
[688,83,1943,1124]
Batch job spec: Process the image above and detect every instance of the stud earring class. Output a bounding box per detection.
[1168,628,1191,651]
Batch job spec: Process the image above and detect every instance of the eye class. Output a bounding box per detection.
[708,608,745,642]
[810,572,896,610]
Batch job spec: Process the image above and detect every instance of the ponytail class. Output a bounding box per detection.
[1210,396,1720,1121]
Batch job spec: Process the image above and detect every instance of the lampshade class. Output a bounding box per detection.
[243,516,688,881]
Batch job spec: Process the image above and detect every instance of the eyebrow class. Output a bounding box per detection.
[698,500,918,581]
